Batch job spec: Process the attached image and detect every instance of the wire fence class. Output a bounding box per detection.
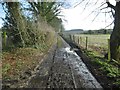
[69,34,110,57]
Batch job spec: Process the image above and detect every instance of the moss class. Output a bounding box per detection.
[57,37,62,48]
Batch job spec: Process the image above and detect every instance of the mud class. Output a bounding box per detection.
[27,37,102,89]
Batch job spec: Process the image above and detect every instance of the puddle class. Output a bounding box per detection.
[60,47,102,88]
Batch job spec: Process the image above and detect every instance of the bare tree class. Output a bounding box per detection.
[70,0,120,61]
[106,0,120,61]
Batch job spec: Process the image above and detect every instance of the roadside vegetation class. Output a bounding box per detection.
[57,36,62,48]
[85,50,120,87]
[62,32,120,88]
[1,1,64,87]
[77,34,120,87]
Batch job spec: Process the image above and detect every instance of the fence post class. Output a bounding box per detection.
[108,39,111,61]
[78,36,80,44]
[74,35,76,43]
[74,35,75,43]
[80,37,82,45]
[75,35,76,43]
[71,35,72,41]
[3,31,7,47]
[72,35,74,42]
[69,34,72,41]
[73,35,75,43]
[86,37,88,50]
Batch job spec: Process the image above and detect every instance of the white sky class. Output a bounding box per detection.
[60,0,116,30]
[0,0,116,30]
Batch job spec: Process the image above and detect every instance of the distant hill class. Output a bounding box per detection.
[63,29,84,34]
[62,29,112,35]
[83,29,113,34]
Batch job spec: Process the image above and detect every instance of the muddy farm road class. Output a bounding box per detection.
[27,36,102,89]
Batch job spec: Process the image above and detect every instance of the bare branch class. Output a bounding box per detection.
[94,0,99,5]
[73,0,86,8]
[83,1,107,21]
[111,9,115,18]
[93,11,111,13]
[109,13,113,19]
[97,2,106,10]
[100,6,108,11]
[92,11,100,22]
[81,0,91,13]
[105,21,114,28]
[106,0,115,10]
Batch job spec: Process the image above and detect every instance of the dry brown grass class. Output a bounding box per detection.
[2,48,44,80]
[2,20,57,87]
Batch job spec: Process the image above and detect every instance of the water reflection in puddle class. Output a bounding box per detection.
[60,47,102,88]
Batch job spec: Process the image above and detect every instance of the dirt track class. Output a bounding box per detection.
[27,37,102,89]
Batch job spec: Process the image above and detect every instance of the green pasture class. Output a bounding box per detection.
[76,34,110,49]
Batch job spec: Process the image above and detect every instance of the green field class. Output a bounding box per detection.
[75,34,110,55]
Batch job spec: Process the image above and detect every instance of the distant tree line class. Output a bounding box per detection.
[83,29,113,34]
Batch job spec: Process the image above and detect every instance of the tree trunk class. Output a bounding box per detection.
[7,2,26,47]
[110,2,120,61]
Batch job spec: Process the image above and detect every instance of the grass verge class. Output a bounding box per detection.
[84,50,120,87]
[2,48,43,80]
[57,37,62,48]
[2,36,57,87]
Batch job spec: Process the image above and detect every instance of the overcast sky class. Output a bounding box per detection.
[0,0,116,30]
[60,0,116,30]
